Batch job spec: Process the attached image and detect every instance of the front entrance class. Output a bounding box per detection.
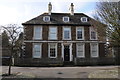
[64,45,70,61]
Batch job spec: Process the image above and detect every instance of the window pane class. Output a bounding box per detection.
[91,31,96,39]
[49,27,57,39]
[50,48,56,57]
[33,44,41,58]
[64,28,70,39]
[77,28,83,39]
[91,43,98,57]
[77,44,84,57]
[50,34,56,39]
[63,17,69,22]
[64,31,69,39]
[34,52,40,57]
[81,17,87,22]
[90,27,97,40]
[43,16,50,22]
[64,18,68,21]
[49,44,56,58]
[50,28,56,33]
[34,45,40,51]
[45,17,49,21]
[34,27,42,39]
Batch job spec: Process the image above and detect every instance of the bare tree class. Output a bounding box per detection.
[2,24,22,75]
[90,1,120,64]
[93,1,120,46]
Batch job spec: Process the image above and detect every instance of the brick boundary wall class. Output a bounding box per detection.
[14,57,117,67]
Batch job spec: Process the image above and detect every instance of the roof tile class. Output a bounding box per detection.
[22,13,91,26]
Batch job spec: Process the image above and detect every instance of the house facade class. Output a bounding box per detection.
[21,3,106,66]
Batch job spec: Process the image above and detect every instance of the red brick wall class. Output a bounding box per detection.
[57,43,62,58]
[43,26,48,40]
[25,42,32,58]
[84,26,90,41]
[85,43,90,58]
[42,43,48,58]
[99,43,105,58]
[24,25,105,59]
[58,26,62,40]
[24,25,33,40]
[72,43,76,60]
[71,26,76,41]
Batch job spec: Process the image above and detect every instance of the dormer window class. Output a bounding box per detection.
[43,16,50,22]
[63,17,69,22]
[81,17,87,22]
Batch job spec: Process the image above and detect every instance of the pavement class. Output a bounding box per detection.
[1,66,118,78]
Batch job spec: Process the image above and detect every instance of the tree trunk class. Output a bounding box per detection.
[8,47,13,75]
[8,56,12,75]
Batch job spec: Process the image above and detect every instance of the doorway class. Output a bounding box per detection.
[64,45,70,61]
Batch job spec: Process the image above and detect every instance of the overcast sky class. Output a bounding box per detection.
[0,0,101,26]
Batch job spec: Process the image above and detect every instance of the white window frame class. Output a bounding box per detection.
[33,26,42,40]
[76,43,85,58]
[49,27,57,40]
[63,16,69,22]
[76,27,84,40]
[90,27,97,40]
[63,27,71,40]
[43,16,50,22]
[81,17,88,22]
[48,43,57,58]
[90,43,99,58]
[32,43,42,58]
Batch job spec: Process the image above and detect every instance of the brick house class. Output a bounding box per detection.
[21,3,106,66]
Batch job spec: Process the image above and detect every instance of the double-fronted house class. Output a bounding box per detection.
[21,3,106,66]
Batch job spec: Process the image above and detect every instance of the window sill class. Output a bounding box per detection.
[77,56,85,58]
[32,57,41,59]
[91,56,99,58]
[63,39,71,40]
[33,38,42,40]
[48,39,58,40]
[76,39,84,40]
[90,39,98,40]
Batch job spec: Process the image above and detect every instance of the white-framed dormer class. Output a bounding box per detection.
[76,27,84,40]
[90,43,99,58]
[63,26,71,40]
[33,26,42,40]
[81,17,88,22]
[32,43,42,58]
[48,26,57,40]
[90,27,98,40]
[76,43,85,58]
[43,16,50,22]
[63,16,69,22]
[48,43,57,58]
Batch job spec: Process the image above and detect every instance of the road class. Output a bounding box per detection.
[1,66,118,78]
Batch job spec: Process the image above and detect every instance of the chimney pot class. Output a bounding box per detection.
[70,3,74,15]
[48,2,52,15]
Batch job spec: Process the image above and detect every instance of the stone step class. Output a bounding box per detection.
[64,61,74,66]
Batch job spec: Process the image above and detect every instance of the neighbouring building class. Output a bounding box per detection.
[20,3,107,66]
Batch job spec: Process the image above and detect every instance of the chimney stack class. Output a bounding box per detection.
[48,2,52,15]
[70,3,74,15]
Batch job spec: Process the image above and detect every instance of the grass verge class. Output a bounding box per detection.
[1,72,35,78]
[88,68,119,78]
